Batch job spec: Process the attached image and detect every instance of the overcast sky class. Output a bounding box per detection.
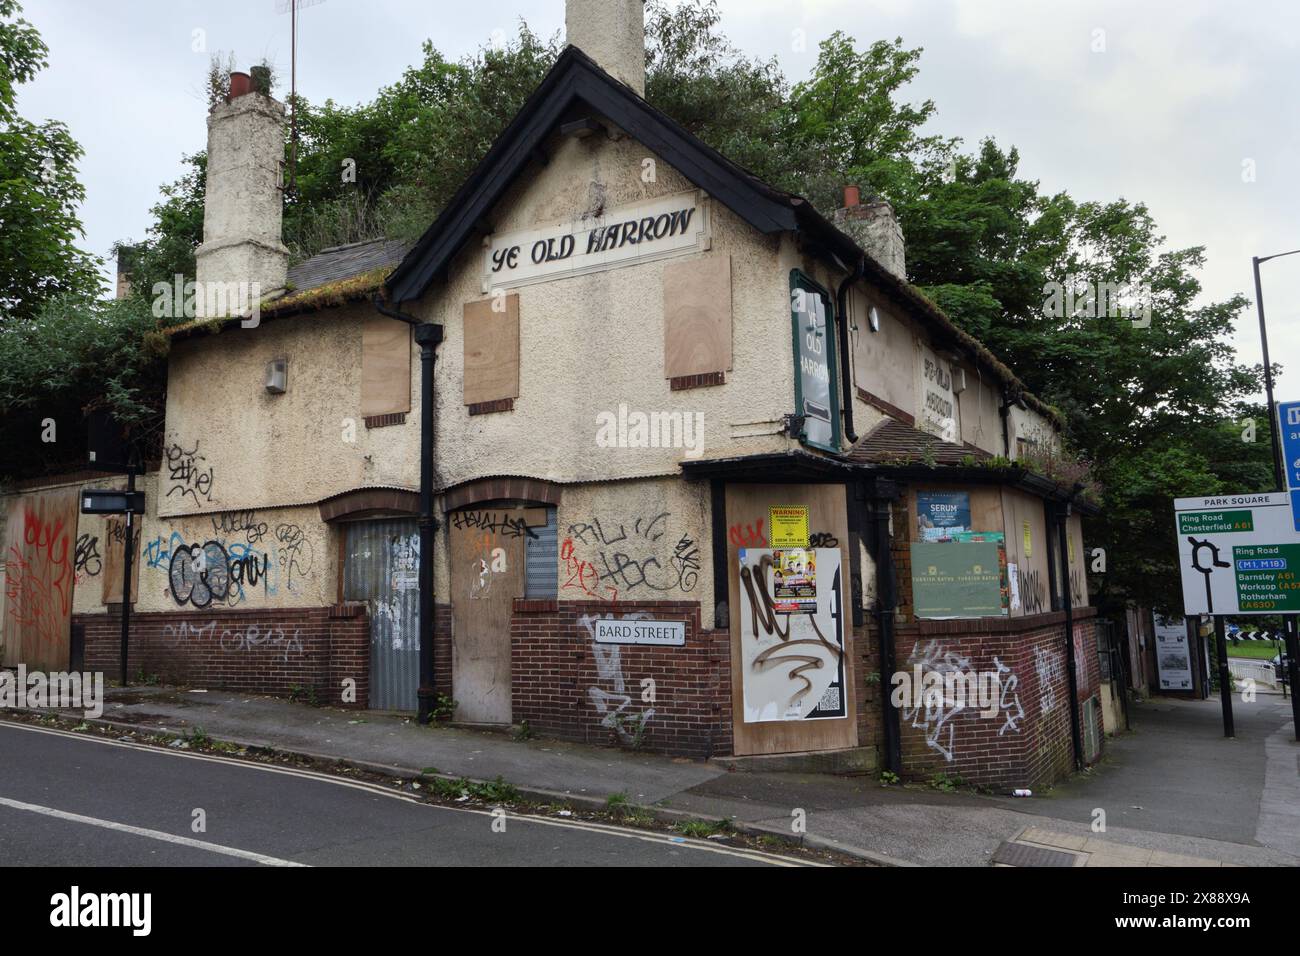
[16,0,1299,404]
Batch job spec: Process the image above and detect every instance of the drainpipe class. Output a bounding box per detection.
[998,384,1012,458]
[870,479,902,774]
[1057,484,1085,771]
[835,254,865,445]
[373,293,444,724]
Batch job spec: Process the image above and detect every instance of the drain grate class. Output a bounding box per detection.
[991,841,1080,867]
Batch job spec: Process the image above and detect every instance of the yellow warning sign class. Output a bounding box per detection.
[769,507,810,548]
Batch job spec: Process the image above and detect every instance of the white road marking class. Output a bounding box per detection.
[0,795,307,866]
[0,719,815,866]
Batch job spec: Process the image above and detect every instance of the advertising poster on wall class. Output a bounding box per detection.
[1154,616,1193,691]
[917,491,972,541]
[911,540,1007,618]
[737,547,846,722]
[771,548,817,613]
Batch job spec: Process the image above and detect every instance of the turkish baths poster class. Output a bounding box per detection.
[737,547,846,722]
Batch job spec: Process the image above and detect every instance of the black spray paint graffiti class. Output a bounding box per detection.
[168,542,231,608]
[165,440,214,506]
[211,510,268,544]
[74,534,102,578]
[449,510,538,539]
[1020,568,1046,614]
[808,532,839,548]
[565,511,699,596]
[1070,569,1086,605]
[274,523,312,589]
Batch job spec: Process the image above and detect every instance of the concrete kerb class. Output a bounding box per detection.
[2,709,901,866]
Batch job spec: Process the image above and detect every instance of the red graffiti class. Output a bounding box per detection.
[6,509,74,650]
[560,537,618,604]
[728,519,767,549]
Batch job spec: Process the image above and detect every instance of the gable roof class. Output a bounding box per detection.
[383,45,1062,429]
[848,418,994,466]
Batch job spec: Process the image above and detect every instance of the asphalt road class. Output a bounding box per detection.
[0,721,808,867]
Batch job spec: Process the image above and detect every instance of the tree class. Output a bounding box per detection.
[0,0,101,322]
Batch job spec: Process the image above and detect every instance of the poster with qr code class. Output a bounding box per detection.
[737,547,847,722]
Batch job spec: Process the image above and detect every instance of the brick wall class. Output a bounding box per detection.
[509,599,731,758]
[77,603,370,708]
[882,609,1102,789]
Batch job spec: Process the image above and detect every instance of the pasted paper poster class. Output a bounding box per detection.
[738,547,846,722]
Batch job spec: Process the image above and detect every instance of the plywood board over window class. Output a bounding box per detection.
[463,293,520,406]
[100,516,142,604]
[361,316,412,417]
[663,254,732,379]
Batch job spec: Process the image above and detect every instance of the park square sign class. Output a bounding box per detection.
[1174,492,1300,615]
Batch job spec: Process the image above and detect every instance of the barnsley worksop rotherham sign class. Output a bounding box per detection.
[482,191,709,291]
[1174,492,1300,615]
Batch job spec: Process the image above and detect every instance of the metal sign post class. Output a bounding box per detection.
[1212,616,1234,737]
[81,475,144,687]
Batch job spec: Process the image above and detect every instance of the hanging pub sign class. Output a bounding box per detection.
[482,190,709,291]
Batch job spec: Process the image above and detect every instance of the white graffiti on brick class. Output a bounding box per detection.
[1034,645,1064,715]
[902,640,1024,761]
[579,611,654,745]
[218,623,303,663]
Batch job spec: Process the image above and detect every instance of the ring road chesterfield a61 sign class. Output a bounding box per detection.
[1175,492,1300,615]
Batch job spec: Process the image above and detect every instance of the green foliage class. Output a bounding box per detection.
[0,0,101,322]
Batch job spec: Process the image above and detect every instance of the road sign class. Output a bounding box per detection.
[1279,401,1300,491]
[80,488,145,515]
[1175,492,1300,615]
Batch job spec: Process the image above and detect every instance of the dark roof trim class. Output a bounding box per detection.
[383,45,1061,430]
[385,46,797,304]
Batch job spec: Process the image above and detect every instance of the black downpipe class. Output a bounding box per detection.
[835,256,864,445]
[373,294,443,724]
[1057,487,1085,771]
[998,384,1012,458]
[869,481,902,774]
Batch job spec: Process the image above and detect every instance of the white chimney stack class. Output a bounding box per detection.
[566,0,646,97]
[834,186,907,283]
[194,72,289,315]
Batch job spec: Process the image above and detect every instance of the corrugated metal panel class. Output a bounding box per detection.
[343,519,419,711]
[525,507,557,598]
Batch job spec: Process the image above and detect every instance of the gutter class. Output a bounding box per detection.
[372,293,444,724]
[1057,483,1085,772]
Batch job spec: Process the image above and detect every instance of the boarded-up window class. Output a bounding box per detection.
[361,316,412,417]
[100,516,142,604]
[463,294,520,406]
[663,254,732,380]
[1,486,79,670]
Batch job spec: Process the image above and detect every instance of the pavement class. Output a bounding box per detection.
[11,683,1299,867]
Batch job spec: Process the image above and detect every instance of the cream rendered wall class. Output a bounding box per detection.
[1065,512,1089,606]
[847,285,917,426]
[957,368,1003,456]
[70,470,334,616]
[163,300,419,516]
[408,129,801,487]
[1008,403,1061,459]
[553,476,713,616]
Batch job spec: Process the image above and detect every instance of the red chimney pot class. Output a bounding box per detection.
[228,71,251,100]
[843,185,861,208]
